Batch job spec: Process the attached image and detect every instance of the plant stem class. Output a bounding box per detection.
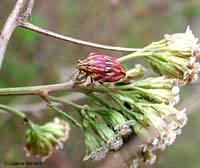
[27,120,37,130]
[18,21,140,52]
[108,94,132,116]
[109,93,142,120]
[22,0,35,19]
[0,82,110,97]
[48,96,83,110]
[88,93,110,108]
[117,40,167,63]
[117,51,152,63]
[0,82,74,96]
[0,104,36,129]
[0,104,26,119]
[0,0,27,70]
[47,102,82,128]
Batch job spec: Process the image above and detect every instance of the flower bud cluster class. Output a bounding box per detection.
[81,27,198,166]
[125,64,146,80]
[140,26,200,86]
[82,74,188,167]
[24,118,70,161]
[82,108,135,161]
[117,27,199,167]
[114,76,188,167]
[20,27,197,166]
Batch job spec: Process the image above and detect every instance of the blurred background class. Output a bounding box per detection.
[0,0,200,168]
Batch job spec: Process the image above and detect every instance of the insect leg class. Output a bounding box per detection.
[90,76,95,89]
[67,70,79,82]
[73,71,88,86]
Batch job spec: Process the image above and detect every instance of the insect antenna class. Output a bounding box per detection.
[61,56,77,64]
[60,56,80,82]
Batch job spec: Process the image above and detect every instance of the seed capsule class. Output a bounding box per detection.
[76,52,126,83]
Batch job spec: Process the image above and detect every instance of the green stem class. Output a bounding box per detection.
[108,94,135,118]
[27,120,37,130]
[116,84,136,90]
[109,93,144,121]
[77,85,109,94]
[47,102,82,128]
[117,51,152,63]
[48,96,83,110]
[117,40,166,63]
[116,85,144,92]
[89,93,110,108]
[0,82,109,97]
[0,82,74,96]
[0,103,26,119]
[0,104,38,131]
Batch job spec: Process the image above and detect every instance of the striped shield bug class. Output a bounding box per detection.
[76,52,126,84]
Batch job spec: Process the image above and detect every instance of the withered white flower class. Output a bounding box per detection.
[101,109,135,137]
[142,146,157,165]
[115,120,135,136]
[151,104,188,129]
[164,26,198,54]
[132,102,187,149]
[83,131,108,161]
[136,26,200,86]
[116,77,180,106]
[125,64,146,80]
[90,120,124,151]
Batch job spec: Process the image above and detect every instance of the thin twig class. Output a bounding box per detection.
[0,104,26,119]
[21,0,35,20]
[48,96,83,110]
[47,102,82,128]
[17,21,140,52]
[0,93,86,116]
[0,0,27,70]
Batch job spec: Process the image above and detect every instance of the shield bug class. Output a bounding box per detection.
[76,52,126,84]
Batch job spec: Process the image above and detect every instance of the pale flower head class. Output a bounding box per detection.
[24,118,70,161]
[83,131,108,161]
[143,26,200,85]
[164,26,199,55]
[90,120,124,151]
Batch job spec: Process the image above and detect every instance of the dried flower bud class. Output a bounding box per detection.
[101,109,135,137]
[117,87,179,106]
[132,102,187,149]
[123,145,157,168]
[116,77,180,105]
[125,64,146,80]
[90,120,123,151]
[164,26,198,55]
[141,146,157,165]
[144,26,200,86]
[24,118,70,161]
[132,76,176,89]
[151,104,188,129]
[140,87,180,105]
[83,131,108,161]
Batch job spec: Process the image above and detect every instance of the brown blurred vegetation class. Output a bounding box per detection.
[0,0,200,168]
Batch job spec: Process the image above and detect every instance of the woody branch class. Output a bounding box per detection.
[0,0,139,73]
[17,20,139,52]
[0,0,27,70]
